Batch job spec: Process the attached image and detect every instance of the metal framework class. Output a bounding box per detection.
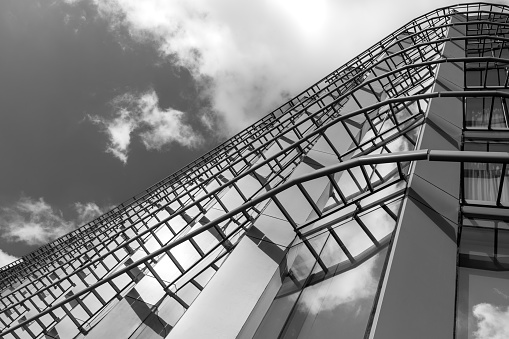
[1,3,509,339]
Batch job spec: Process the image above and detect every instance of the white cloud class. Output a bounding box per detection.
[90,90,201,163]
[299,251,379,314]
[473,303,509,339]
[0,249,18,268]
[0,197,108,246]
[136,90,201,149]
[64,0,494,137]
[89,106,135,164]
[0,197,74,245]
[74,202,105,225]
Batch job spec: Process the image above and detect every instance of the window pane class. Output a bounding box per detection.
[465,97,489,128]
[281,248,389,339]
[463,140,509,203]
[465,97,508,129]
[459,227,494,268]
[254,223,391,339]
[456,268,509,339]
[463,217,509,229]
[457,222,509,339]
[491,97,508,128]
[464,163,503,202]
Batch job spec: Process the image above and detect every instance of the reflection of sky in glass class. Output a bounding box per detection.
[281,248,388,339]
[457,219,509,339]
[457,268,509,339]
[254,195,397,339]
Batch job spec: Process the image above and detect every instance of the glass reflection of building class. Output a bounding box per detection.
[1,3,509,339]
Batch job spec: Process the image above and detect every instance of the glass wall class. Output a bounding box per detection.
[253,197,401,339]
[457,11,509,338]
[456,216,509,339]
[463,140,509,205]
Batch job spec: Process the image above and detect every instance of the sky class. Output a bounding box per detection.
[0,0,507,265]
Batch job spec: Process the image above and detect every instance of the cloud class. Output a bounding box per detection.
[0,249,19,268]
[90,90,201,163]
[83,0,352,133]
[473,303,509,339]
[63,0,492,137]
[299,251,380,314]
[0,197,74,245]
[0,197,108,246]
[296,191,399,315]
[89,106,135,164]
[74,202,105,225]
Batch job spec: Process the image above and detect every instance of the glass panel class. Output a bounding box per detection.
[322,122,356,155]
[158,296,186,327]
[257,247,388,339]
[276,186,314,225]
[463,217,509,229]
[252,244,315,339]
[464,163,503,202]
[301,177,330,205]
[464,140,509,203]
[359,205,397,241]
[502,168,509,205]
[220,188,245,212]
[176,283,200,305]
[135,276,165,306]
[298,248,388,339]
[486,67,502,86]
[456,268,509,339]
[83,298,143,338]
[95,283,117,302]
[54,314,81,339]
[459,227,495,266]
[82,293,102,315]
[289,243,318,282]
[497,230,509,265]
[253,214,296,248]
[491,97,507,128]
[466,97,489,128]
[465,97,509,129]
[319,234,348,268]
[171,241,201,270]
[236,175,264,198]
[466,69,481,86]
[300,204,356,235]
[153,254,182,282]
[333,219,374,257]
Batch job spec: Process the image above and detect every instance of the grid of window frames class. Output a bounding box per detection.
[0,10,445,338]
[457,4,509,339]
[1,3,509,339]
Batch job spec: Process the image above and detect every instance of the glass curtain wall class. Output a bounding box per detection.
[457,5,509,339]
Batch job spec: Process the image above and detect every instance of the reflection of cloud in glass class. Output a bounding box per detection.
[359,204,396,240]
[473,303,509,339]
[295,186,396,315]
[285,101,420,318]
[298,252,379,315]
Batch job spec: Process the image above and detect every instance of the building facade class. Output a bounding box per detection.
[1,2,509,338]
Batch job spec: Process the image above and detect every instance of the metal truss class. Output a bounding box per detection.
[1,2,509,339]
[2,149,509,337]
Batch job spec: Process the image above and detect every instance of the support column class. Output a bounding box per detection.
[369,15,466,339]
[167,208,295,339]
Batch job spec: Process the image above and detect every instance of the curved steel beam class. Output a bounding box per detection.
[0,9,491,276]
[3,149,509,336]
[10,8,507,277]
